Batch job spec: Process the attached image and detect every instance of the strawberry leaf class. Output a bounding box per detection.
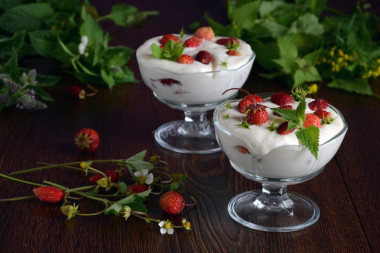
[296,126,319,159]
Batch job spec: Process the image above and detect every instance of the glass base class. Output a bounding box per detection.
[154,120,221,154]
[228,189,320,232]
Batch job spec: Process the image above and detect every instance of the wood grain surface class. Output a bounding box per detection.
[0,1,379,252]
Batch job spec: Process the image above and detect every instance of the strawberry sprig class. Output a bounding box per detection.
[271,95,320,159]
[0,150,195,234]
[151,39,184,61]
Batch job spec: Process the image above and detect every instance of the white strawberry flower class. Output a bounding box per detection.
[159,220,174,235]
[78,36,89,55]
[134,169,153,185]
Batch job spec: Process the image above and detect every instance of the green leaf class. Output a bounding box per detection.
[151,43,163,59]
[118,182,127,194]
[80,8,107,47]
[302,50,321,66]
[271,107,299,123]
[0,3,54,33]
[105,202,123,215]
[295,97,306,122]
[327,78,373,95]
[0,0,23,10]
[35,73,61,87]
[259,1,287,18]
[0,49,20,81]
[296,126,319,159]
[273,58,298,74]
[106,3,138,26]
[232,1,260,30]
[0,31,25,59]
[250,40,279,70]
[288,13,324,36]
[29,30,58,58]
[24,85,54,102]
[260,20,287,38]
[100,68,115,89]
[277,36,298,59]
[293,66,321,87]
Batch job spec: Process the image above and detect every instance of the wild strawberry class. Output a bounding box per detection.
[277,121,295,135]
[238,94,264,114]
[160,34,182,47]
[271,91,294,106]
[273,104,293,117]
[177,54,194,64]
[69,85,85,99]
[158,78,181,86]
[308,98,328,111]
[33,186,64,203]
[89,170,119,184]
[216,38,240,46]
[247,106,269,125]
[127,184,148,193]
[184,37,202,47]
[237,146,250,154]
[74,128,100,153]
[304,113,321,128]
[314,109,334,124]
[195,50,211,64]
[194,26,215,40]
[226,50,242,56]
[159,191,185,215]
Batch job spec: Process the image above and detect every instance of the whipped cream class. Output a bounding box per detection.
[136,35,253,73]
[136,35,255,108]
[214,97,348,181]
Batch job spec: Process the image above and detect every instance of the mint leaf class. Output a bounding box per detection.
[296,126,319,159]
[232,1,260,30]
[106,4,138,26]
[271,108,299,122]
[29,30,58,58]
[0,3,54,33]
[296,97,306,122]
[0,31,25,59]
[273,58,298,74]
[293,66,321,87]
[151,43,163,59]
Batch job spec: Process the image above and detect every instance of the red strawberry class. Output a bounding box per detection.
[237,146,250,154]
[271,91,294,106]
[314,109,334,124]
[277,121,295,135]
[160,34,182,47]
[195,50,211,64]
[226,50,241,56]
[33,186,64,203]
[184,37,202,47]
[159,191,185,215]
[238,94,264,114]
[177,54,194,64]
[304,113,321,128]
[309,98,328,111]
[216,38,240,46]
[74,128,100,153]
[273,104,293,117]
[194,26,215,40]
[69,85,85,99]
[247,106,269,125]
[127,184,148,193]
[89,170,119,184]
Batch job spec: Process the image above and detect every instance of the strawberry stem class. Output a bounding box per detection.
[0,195,37,202]
[184,196,197,207]
[222,87,251,96]
[0,173,46,187]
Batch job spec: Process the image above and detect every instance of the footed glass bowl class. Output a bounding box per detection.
[213,96,348,232]
[137,53,255,154]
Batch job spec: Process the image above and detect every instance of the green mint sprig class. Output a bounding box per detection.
[151,39,184,61]
[271,96,320,159]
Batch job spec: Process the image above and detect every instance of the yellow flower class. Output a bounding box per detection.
[308,84,318,94]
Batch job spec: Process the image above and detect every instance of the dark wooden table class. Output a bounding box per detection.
[1,1,379,252]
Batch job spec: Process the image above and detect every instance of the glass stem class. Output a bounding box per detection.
[254,184,294,214]
[179,111,211,135]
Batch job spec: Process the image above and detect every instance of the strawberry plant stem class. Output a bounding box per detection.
[0,195,37,202]
[0,173,46,187]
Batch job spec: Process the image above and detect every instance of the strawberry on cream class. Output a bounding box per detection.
[136,34,255,108]
[213,96,348,183]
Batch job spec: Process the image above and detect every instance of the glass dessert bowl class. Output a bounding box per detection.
[213,93,348,232]
[136,32,255,154]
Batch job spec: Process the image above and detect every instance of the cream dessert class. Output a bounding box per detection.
[136,29,255,108]
[214,93,348,183]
